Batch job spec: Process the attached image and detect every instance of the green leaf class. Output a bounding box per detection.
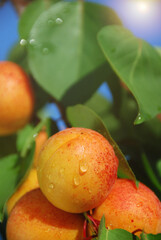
[141,153,161,192]
[16,124,34,152]
[107,229,139,240]
[98,25,161,124]
[66,104,136,182]
[18,118,48,158]
[0,154,19,221]
[7,43,29,73]
[156,159,161,178]
[0,144,35,222]
[98,216,108,240]
[141,232,161,240]
[27,1,121,101]
[19,0,60,40]
[97,216,139,240]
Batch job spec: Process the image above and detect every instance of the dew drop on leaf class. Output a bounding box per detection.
[56,17,63,24]
[29,39,36,46]
[48,19,54,26]
[20,39,27,46]
[42,48,49,55]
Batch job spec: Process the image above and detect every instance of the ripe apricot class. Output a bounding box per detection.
[91,178,161,236]
[37,127,118,213]
[0,61,34,136]
[7,168,39,214]
[6,188,84,240]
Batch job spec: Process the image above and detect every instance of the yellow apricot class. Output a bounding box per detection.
[91,178,161,236]
[37,127,118,213]
[7,168,39,214]
[6,188,84,240]
[0,61,34,136]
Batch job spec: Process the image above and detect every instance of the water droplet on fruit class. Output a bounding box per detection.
[73,176,81,186]
[56,17,63,24]
[88,189,92,194]
[20,39,27,46]
[49,183,54,189]
[59,168,64,176]
[48,174,52,180]
[79,160,88,174]
[136,202,143,207]
[48,19,54,26]
[42,48,49,55]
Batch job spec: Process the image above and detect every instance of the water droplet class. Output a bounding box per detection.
[49,183,54,189]
[79,160,88,174]
[48,19,54,26]
[33,133,38,138]
[135,113,144,124]
[20,39,27,46]
[48,174,52,180]
[43,47,48,54]
[59,168,64,176]
[56,17,63,24]
[73,176,81,186]
[29,39,36,45]
[136,202,143,207]
[88,189,92,194]
[42,47,49,55]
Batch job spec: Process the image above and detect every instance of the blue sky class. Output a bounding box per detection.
[0,0,161,60]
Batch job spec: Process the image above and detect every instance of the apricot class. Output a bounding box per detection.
[33,129,48,168]
[91,178,161,236]
[6,188,84,240]
[7,168,39,214]
[37,127,118,213]
[0,61,34,136]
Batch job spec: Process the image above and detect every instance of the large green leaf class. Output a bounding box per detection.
[66,104,136,182]
[19,0,60,40]
[98,25,161,124]
[141,232,161,240]
[0,154,19,221]
[27,1,121,101]
[0,143,35,222]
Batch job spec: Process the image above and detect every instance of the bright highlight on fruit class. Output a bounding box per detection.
[91,178,161,236]
[0,61,34,136]
[6,189,84,240]
[37,127,118,213]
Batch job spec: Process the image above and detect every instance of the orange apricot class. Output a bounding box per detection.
[0,61,34,136]
[37,127,118,213]
[6,188,84,240]
[91,178,161,236]
[7,168,39,214]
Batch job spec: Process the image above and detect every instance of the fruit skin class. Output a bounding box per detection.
[0,61,34,136]
[6,188,84,240]
[7,168,39,214]
[37,127,118,213]
[91,178,161,236]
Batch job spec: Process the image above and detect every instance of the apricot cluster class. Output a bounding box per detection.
[6,128,161,239]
